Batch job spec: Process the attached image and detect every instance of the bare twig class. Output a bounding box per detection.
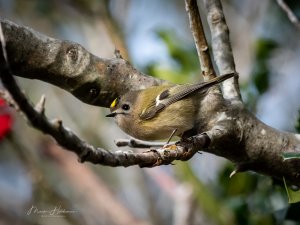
[34,94,46,115]
[185,0,215,81]
[204,0,242,103]
[277,0,300,29]
[114,138,167,148]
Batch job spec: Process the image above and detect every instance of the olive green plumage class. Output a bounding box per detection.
[106,73,234,141]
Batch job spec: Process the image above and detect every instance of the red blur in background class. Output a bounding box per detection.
[0,98,12,140]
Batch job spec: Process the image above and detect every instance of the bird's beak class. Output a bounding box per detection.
[106,112,117,117]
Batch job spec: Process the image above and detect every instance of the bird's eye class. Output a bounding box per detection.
[89,88,99,99]
[121,104,130,111]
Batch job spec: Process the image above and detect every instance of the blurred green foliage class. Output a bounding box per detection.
[283,178,300,204]
[253,39,277,94]
[296,111,300,133]
[176,162,236,225]
[241,38,277,112]
[145,30,200,84]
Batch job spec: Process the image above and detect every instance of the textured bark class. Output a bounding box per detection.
[1,20,167,108]
[204,103,300,185]
[204,0,242,102]
[1,13,300,187]
[185,0,215,80]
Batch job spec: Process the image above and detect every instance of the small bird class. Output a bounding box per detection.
[106,73,235,141]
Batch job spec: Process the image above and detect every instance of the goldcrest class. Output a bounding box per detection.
[106,73,234,141]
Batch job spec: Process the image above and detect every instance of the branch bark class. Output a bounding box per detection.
[185,0,215,81]
[204,0,242,103]
[0,19,167,108]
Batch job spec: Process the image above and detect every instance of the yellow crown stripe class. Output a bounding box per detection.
[110,98,118,108]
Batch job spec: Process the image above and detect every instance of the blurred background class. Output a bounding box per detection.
[0,0,300,224]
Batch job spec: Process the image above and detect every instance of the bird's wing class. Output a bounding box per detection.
[139,73,235,120]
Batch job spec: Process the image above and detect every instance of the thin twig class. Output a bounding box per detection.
[114,138,167,148]
[277,0,300,29]
[34,94,46,115]
[185,0,215,81]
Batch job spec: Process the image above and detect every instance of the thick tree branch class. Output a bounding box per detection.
[204,0,242,103]
[203,106,300,185]
[0,19,167,108]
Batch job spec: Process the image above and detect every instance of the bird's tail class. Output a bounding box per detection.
[204,72,236,87]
